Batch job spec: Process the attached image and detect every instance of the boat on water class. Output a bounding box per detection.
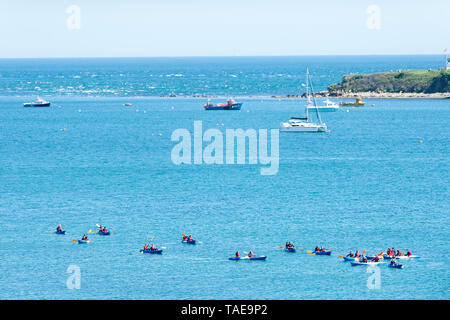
[280,68,328,132]
[340,97,365,107]
[24,97,51,107]
[307,98,339,112]
[203,99,242,110]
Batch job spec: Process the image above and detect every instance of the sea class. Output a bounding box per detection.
[0,55,448,299]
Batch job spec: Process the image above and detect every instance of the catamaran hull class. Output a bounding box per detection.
[280,125,328,132]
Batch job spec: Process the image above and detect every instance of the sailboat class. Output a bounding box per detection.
[280,68,328,132]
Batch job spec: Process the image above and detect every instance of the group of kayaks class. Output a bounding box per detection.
[340,249,420,269]
[54,228,418,269]
[53,224,114,244]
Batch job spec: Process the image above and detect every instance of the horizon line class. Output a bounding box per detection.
[0,53,446,60]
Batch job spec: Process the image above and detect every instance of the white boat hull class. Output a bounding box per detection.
[280,122,328,132]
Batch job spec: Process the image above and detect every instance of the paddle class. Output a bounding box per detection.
[72,239,77,242]
[87,229,92,234]
[280,246,285,249]
[338,255,344,258]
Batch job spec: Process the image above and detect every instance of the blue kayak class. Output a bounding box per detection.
[182,239,196,245]
[343,256,361,261]
[314,251,331,255]
[229,256,267,261]
[388,264,404,269]
[98,231,110,236]
[351,261,383,266]
[140,249,163,254]
[78,240,90,244]
[285,247,296,253]
[55,230,66,235]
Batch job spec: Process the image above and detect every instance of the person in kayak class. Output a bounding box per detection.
[372,256,380,262]
[188,235,193,241]
[320,246,326,252]
[406,249,412,257]
[248,251,255,258]
[56,224,62,232]
[150,244,157,251]
[183,235,188,241]
[143,244,149,250]
[103,226,108,233]
[361,255,368,263]
[235,251,240,258]
[396,250,401,256]
[315,245,320,252]
[355,250,360,257]
[81,234,88,241]
[390,257,398,265]
[346,251,354,257]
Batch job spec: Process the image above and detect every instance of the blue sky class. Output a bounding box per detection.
[0,0,449,58]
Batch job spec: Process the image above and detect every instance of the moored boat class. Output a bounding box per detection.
[306,99,339,112]
[340,97,365,107]
[203,99,242,110]
[24,97,51,107]
[280,68,328,132]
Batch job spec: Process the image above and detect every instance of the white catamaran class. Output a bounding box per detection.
[280,68,328,132]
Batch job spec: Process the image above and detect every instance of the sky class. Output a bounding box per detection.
[0,0,449,58]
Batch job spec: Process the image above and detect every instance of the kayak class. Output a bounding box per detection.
[388,264,405,269]
[229,256,267,261]
[314,251,331,255]
[351,261,383,266]
[343,256,361,261]
[140,249,163,254]
[285,248,296,253]
[98,231,110,236]
[182,239,196,245]
[78,240,90,244]
[55,230,66,235]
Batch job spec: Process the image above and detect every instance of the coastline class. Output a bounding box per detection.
[271,91,450,99]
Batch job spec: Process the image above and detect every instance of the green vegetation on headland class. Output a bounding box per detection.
[328,69,450,94]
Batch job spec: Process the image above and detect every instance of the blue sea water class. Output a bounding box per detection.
[0,56,449,300]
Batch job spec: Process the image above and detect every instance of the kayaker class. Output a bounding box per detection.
[248,251,254,258]
[285,241,289,248]
[320,246,325,252]
[406,249,412,257]
[150,244,156,251]
[390,258,398,265]
[183,235,188,241]
[373,256,380,262]
[315,245,320,252]
[143,244,149,250]
[346,251,354,257]
[235,251,240,258]
[81,234,88,241]
[355,250,360,257]
[361,255,368,263]
[396,250,401,256]
[56,224,62,232]
[103,227,108,233]
[188,235,193,241]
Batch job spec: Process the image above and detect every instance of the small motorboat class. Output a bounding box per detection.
[203,99,242,110]
[24,97,51,107]
[340,97,365,107]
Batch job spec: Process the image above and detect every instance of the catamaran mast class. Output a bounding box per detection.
[307,69,323,124]
[305,68,309,120]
